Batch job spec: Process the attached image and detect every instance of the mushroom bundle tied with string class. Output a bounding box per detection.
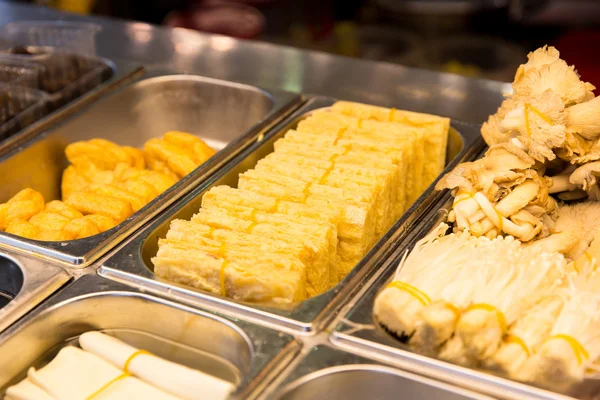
[436,143,557,242]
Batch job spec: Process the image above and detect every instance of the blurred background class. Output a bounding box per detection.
[1,0,599,84]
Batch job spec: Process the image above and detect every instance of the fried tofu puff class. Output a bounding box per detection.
[4,134,213,242]
[144,131,216,179]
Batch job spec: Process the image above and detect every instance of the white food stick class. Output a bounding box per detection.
[7,346,176,400]
[5,377,55,400]
[80,331,234,400]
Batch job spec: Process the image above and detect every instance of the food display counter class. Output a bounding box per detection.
[3,3,596,400]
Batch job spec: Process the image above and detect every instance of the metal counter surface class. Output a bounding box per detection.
[0,3,508,125]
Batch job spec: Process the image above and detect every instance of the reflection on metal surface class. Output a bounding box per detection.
[272,345,494,400]
[99,96,485,334]
[0,3,508,124]
[211,36,237,52]
[0,275,301,400]
[0,250,69,334]
[0,72,300,266]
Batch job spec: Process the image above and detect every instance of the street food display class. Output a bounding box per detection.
[151,101,450,304]
[0,132,215,241]
[375,46,600,393]
[3,13,598,400]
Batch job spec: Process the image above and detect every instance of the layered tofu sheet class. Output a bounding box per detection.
[152,101,450,304]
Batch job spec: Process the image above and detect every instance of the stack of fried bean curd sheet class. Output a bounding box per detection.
[152,101,450,304]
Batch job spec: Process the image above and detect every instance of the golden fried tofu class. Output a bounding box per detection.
[65,192,133,222]
[5,219,41,239]
[123,146,145,169]
[66,139,138,170]
[44,200,83,220]
[144,138,198,179]
[63,217,101,239]
[117,180,157,204]
[144,132,216,179]
[29,212,71,232]
[123,169,178,195]
[36,230,75,242]
[89,184,147,212]
[144,157,180,181]
[83,214,118,232]
[164,131,216,164]
[5,189,45,224]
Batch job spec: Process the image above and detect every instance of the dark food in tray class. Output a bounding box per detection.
[7,46,113,103]
[0,46,113,141]
[0,85,47,140]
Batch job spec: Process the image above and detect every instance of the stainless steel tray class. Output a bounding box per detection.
[0,274,302,400]
[330,192,584,400]
[99,96,485,334]
[0,72,301,266]
[265,344,494,400]
[0,249,69,334]
[0,56,143,154]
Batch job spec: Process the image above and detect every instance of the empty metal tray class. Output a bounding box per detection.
[269,345,494,400]
[0,72,300,266]
[0,249,69,334]
[99,96,485,334]
[0,274,301,400]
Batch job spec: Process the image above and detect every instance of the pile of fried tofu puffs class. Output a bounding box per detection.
[152,101,450,304]
[0,132,215,241]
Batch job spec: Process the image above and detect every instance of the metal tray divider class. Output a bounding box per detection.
[99,96,486,334]
[0,74,302,267]
[0,274,302,400]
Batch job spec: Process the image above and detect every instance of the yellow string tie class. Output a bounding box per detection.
[493,206,504,232]
[444,302,462,322]
[524,103,555,137]
[123,349,152,374]
[219,260,229,297]
[86,373,129,400]
[524,104,532,137]
[452,191,475,207]
[465,303,507,332]
[389,108,396,122]
[547,334,589,365]
[528,104,555,125]
[505,334,531,357]
[386,281,431,306]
